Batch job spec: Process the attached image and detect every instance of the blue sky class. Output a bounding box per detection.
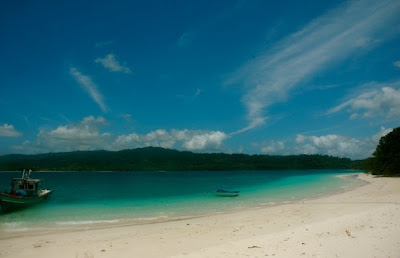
[1,0,399,159]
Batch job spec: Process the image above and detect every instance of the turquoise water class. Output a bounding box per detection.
[0,170,367,232]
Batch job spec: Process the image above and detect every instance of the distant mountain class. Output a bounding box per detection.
[0,147,362,171]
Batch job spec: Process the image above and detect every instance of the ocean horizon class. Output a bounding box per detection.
[0,170,367,233]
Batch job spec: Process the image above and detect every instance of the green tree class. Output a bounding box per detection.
[369,127,400,176]
[0,147,358,171]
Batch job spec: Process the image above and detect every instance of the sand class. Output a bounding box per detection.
[0,173,399,258]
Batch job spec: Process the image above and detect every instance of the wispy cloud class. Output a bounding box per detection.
[327,83,400,120]
[120,113,132,123]
[70,67,109,113]
[176,88,203,101]
[0,124,22,137]
[394,60,400,68]
[177,32,196,48]
[195,88,202,97]
[95,54,131,74]
[228,0,400,133]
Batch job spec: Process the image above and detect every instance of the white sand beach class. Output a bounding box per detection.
[1,173,399,258]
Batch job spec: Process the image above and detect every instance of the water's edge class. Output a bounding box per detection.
[0,170,367,236]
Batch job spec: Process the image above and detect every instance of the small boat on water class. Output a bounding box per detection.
[214,189,240,197]
[0,170,53,212]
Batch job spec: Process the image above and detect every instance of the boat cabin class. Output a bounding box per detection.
[11,178,43,197]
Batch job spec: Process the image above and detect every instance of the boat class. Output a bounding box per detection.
[214,189,240,197]
[0,170,53,212]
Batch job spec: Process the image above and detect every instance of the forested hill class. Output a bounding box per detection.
[0,147,361,171]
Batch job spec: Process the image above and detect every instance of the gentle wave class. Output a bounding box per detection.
[55,219,120,226]
[3,223,32,232]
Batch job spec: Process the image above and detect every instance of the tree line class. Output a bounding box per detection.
[0,147,361,172]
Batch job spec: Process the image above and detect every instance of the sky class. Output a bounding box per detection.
[0,0,400,159]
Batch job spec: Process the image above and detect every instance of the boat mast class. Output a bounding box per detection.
[22,169,31,179]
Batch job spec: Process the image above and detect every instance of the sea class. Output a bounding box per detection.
[0,170,367,233]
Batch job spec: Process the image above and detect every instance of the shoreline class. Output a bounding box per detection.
[0,173,371,235]
[0,171,366,235]
[1,173,399,257]
[0,174,400,258]
[0,168,364,172]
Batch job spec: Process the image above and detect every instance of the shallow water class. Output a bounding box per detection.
[0,170,367,232]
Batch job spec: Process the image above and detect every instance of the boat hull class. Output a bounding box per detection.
[0,190,53,212]
[214,190,240,197]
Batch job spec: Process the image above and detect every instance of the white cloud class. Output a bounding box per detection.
[260,140,285,154]
[70,67,109,113]
[372,126,393,142]
[14,116,229,154]
[254,126,394,159]
[95,54,131,74]
[328,85,400,120]
[114,130,176,150]
[35,116,110,152]
[294,127,394,159]
[114,129,228,152]
[143,129,176,149]
[0,124,22,137]
[295,134,366,159]
[227,0,400,133]
[181,131,228,151]
[394,61,400,68]
[10,115,393,159]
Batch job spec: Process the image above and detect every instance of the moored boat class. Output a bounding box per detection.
[0,170,53,212]
[214,189,240,197]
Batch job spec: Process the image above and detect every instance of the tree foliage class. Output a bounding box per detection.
[0,147,360,172]
[366,127,400,176]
